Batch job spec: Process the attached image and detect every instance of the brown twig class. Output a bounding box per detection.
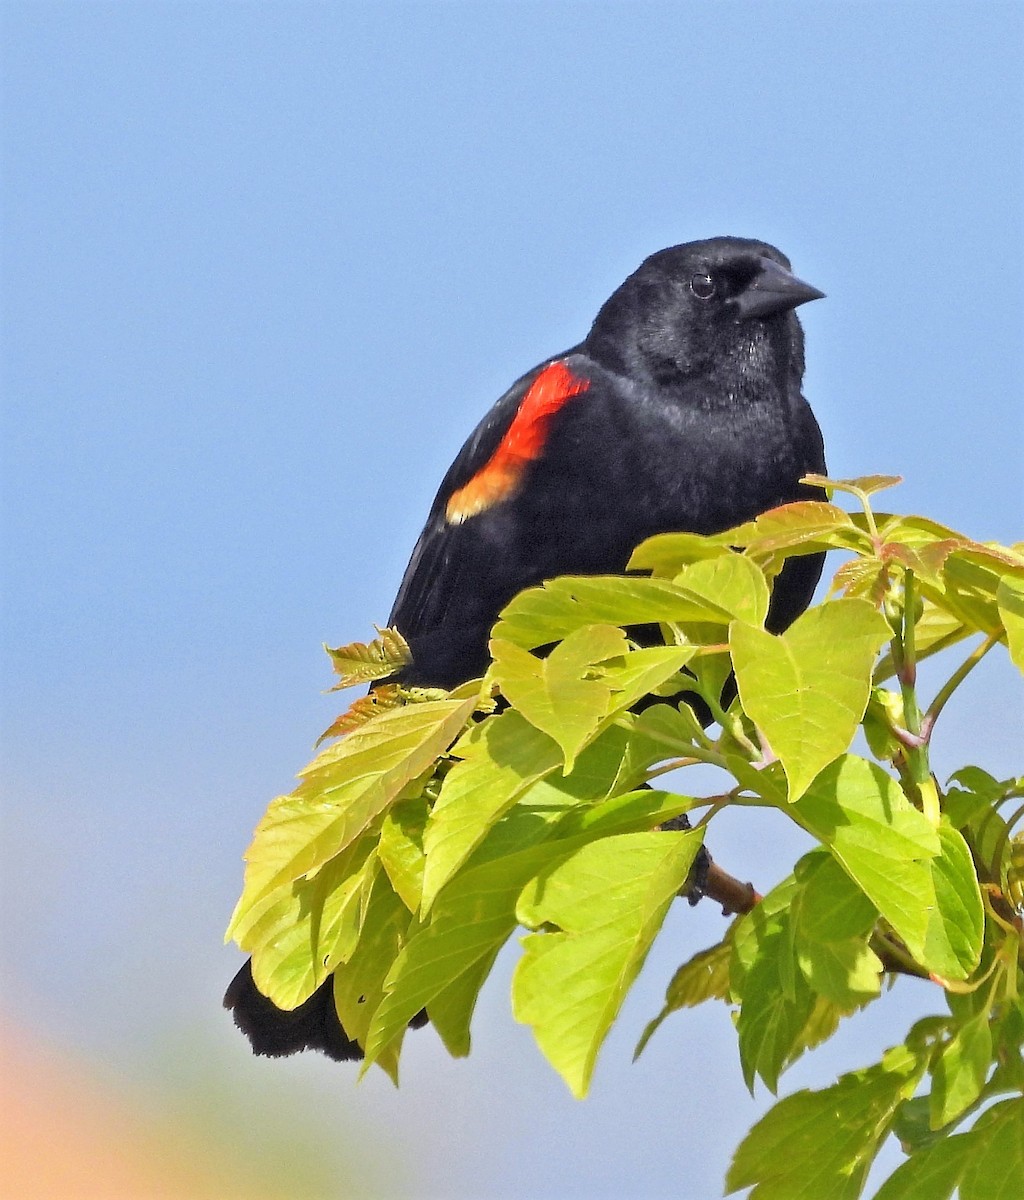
[699,862,762,915]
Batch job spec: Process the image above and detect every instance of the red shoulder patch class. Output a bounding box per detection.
[445,360,590,525]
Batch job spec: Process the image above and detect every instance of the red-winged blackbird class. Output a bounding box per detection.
[225,237,827,1060]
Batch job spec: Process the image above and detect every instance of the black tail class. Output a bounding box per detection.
[223,960,365,1062]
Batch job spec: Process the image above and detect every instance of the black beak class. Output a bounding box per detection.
[731,257,825,320]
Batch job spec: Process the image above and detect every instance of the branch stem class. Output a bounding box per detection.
[922,631,999,736]
[645,757,702,779]
[870,931,931,980]
[699,862,761,915]
[899,569,921,722]
[617,717,727,770]
[705,691,760,760]
[888,569,938,822]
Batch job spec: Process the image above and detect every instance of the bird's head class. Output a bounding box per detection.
[585,237,824,398]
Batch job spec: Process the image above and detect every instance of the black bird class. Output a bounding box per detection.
[225,236,827,1060]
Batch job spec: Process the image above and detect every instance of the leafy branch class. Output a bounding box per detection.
[227,476,1024,1197]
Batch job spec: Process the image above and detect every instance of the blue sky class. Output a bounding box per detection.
[2,3,1022,1197]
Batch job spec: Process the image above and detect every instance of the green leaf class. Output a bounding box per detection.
[960,1098,1024,1200]
[425,946,501,1058]
[876,512,964,547]
[325,627,411,689]
[946,768,1015,893]
[688,643,734,709]
[620,696,725,785]
[830,556,889,604]
[920,823,985,984]
[947,765,1007,806]
[594,645,697,713]
[794,851,879,942]
[791,857,883,1011]
[741,499,870,557]
[432,721,659,931]
[878,538,945,588]
[334,874,414,1081]
[795,936,882,1007]
[872,1132,973,1200]
[635,935,733,1059]
[941,551,1023,634]
[492,574,733,650]
[862,687,904,762]
[490,624,627,769]
[735,909,816,1092]
[244,839,376,1009]
[628,530,736,574]
[730,877,818,1090]
[804,472,903,498]
[929,1010,993,1128]
[415,772,677,1056]
[519,720,665,810]
[793,752,940,862]
[464,787,586,866]
[790,757,939,963]
[725,1045,926,1200]
[378,794,429,912]
[674,554,770,625]
[363,837,587,1069]
[793,764,983,981]
[420,711,563,913]
[891,1094,943,1154]
[554,787,697,842]
[231,697,476,915]
[730,599,891,801]
[631,700,710,759]
[512,829,703,1098]
[997,575,1024,671]
[941,777,998,835]
[790,994,867,1060]
[732,876,800,988]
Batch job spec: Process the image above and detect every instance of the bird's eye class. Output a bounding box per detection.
[690,273,716,300]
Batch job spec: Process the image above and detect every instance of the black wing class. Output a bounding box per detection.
[387,352,582,685]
